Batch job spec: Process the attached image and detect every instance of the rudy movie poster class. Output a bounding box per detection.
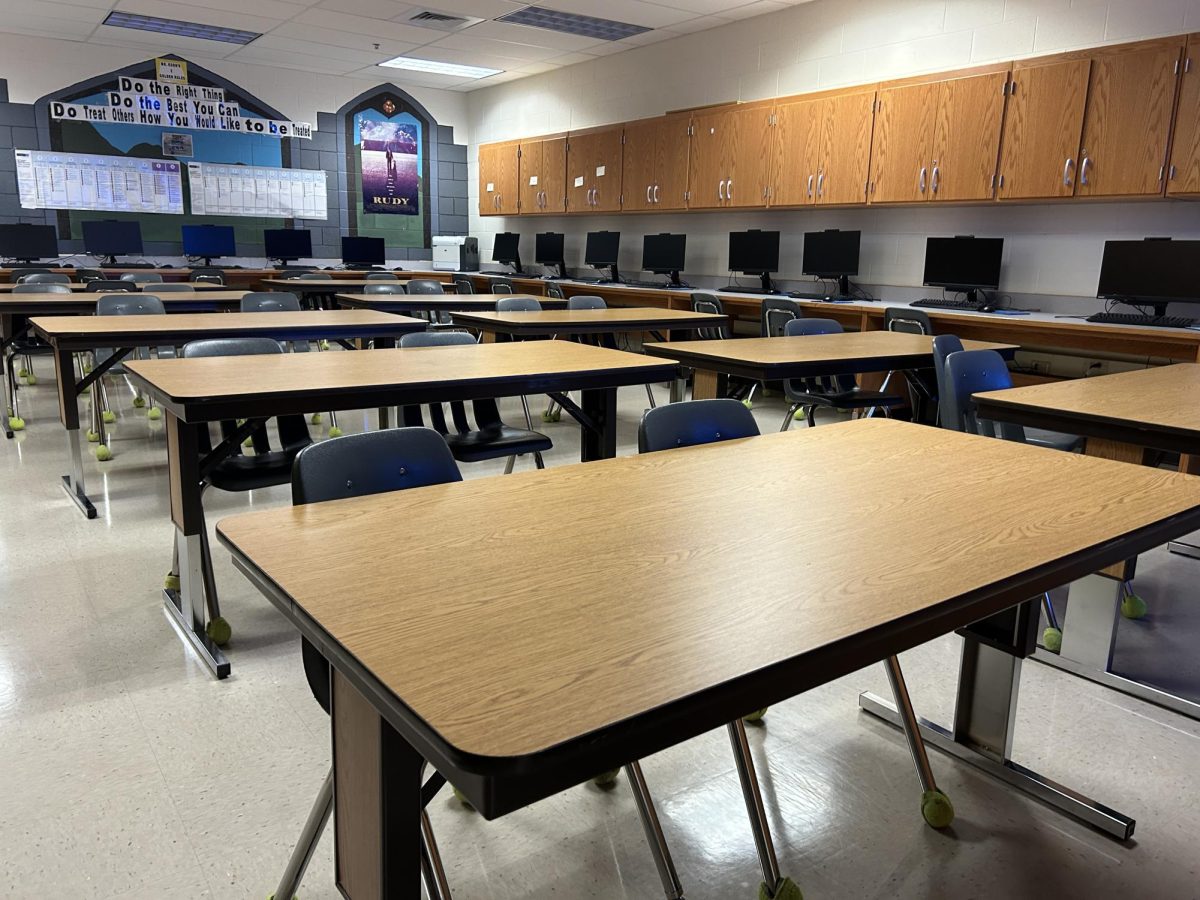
[359,118,419,215]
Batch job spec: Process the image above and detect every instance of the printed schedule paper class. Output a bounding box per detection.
[15,149,184,214]
[186,163,327,219]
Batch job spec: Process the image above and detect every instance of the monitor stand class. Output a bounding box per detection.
[194,256,220,267]
[599,264,620,284]
[759,272,778,294]
[545,261,567,279]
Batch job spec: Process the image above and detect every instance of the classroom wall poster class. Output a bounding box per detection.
[357,116,419,216]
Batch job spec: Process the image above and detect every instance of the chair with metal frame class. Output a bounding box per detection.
[297,272,333,280]
[120,272,162,284]
[153,282,197,293]
[189,267,225,284]
[8,267,52,282]
[778,318,905,431]
[17,272,70,284]
[452,276,474,294]
[399,330,551,472]
[276,269,313,280]
[364,272,396,280]
[691,293,755,404]
[75,268,105,282]
[5,283,71,429]
[492,280,515,294]
[882,306,937,423]
[544,283,564,299]
[363,282,406,295]
[638,398,954,900]
[496,295,539,313]
[86,280,139,292]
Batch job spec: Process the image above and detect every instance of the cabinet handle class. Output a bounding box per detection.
[1159,165,1165,183]
[1063,157,1075,187]
[930,165,939,194]
[653,184,660,203]
[718,179,725,201]
[1170,164,1178,180]
[647,184,652,203]
[817,170,825,198]
[807,174,814,197]
[726,179,732,201]
[1080,155,1092,186]
[592,188,598,206]
[919,166,927,193]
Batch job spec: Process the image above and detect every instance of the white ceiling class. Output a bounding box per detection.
[0,0,812,91]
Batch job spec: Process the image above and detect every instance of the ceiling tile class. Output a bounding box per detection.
[409,44,531,69]
[248,33,396,63]
[511,59,562,74]
[112,0,286,34]
[293,7,443,43]
[457,19,608,51]
[270,21,419,54]
[0,15,100,40]
[38,0,119,9]
[352,64,477,87]
[2,0,108,23]
[429,31,564,60]
[229,45,363,73]
[525,0,695,28]
[720,0,787,19]
[663,14,732,33]
[417,0,527,17]
[89,24,244,56]
[316,0,415,19]
[650,0,760,14]
[542,50,600,64]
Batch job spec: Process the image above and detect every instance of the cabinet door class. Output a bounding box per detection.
[621,119,658,212]
[996,59,1089,200]
[478,143,499,215]
[518,140,542,214]
[654,116,692,210]
[869,82,936,203]
[478,141,519,215]
[817,91,875,205]
[588,127,625,212]
[687,109,732,209]
[1168,38,1200,195]
[540,137,567,213]
[565,133,592,213]
[932,71,1007,202]
[770,97,823,206]
[725,105,773,208]
[1077,40,1183,197]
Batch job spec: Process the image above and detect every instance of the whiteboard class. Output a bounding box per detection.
[15,149,184,214]
[187,162,327,219]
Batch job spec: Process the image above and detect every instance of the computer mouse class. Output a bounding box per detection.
[323,266,333,270]
[978,304,997,313]
[162,264,174,268]
[393,266,405,271]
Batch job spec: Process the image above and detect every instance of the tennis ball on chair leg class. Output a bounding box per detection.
[86,429,100,443]
[8,416,25,431]
[592,769,620,788]
[94,444,113,462]
[206,616,232,646]
[132,395,146,408]
[102,410,116,424]
[452,786,475,810]
[758,876,803,900]
[743,708,768,723]
[310,413,323,425]
[921,790,955,829]
[17,367,28,378]
[164,573,180,592]
[1042,626,1062,653]
[1121,591,1147,620]
[328,426,343,438]
[146,407,162,420]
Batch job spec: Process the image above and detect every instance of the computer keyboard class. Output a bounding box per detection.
[910,298,982,310]
[478,270,514,276]
[1086,312,1196,328]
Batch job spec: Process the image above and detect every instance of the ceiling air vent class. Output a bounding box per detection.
[405,9,482,32]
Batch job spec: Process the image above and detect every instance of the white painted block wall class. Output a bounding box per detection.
[466,0,1200,307]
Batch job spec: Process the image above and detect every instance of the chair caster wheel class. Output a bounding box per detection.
[742,399,754,410]
[310,413,323,425]
[1120,591,1147,620]
[206,616,232,646]
[452,786,475,810]
[1042,626,1062,654]
[758,876,803,900]
[164,573,180,592]
[132,396,146,408]
[921,789,954,829]
[743,708,768,723]
[94,445,113,462]
[8,416,24,431]
[592,769,620,788]
[146,407,162,420]
[328,426,343,438]
[86,430,101,443]
[102,410,117,424]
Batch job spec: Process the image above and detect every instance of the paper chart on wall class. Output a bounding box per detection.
[186,162,327,219]
[15,149,184,214]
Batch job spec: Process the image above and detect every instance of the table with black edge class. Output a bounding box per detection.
[975,362,1200,721]
[127,340,678,679]
[31,309,425,520]
[216,420,1200,897]
[263,277,458,307]
[335,292,569,317]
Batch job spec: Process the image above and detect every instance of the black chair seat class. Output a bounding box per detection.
[788,387,906,411]
[208,448,304,492]
[445,424,552,461]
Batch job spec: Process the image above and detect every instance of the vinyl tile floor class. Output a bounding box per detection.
[3,362,1200,899]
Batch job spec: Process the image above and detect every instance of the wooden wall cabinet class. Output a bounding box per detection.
[687,104,774,209]
[478,140,520,216]
[518,136,567,214]
[868,81,936,203]
[1167,35,1200,196]
[771,90,876,206]
[621,116,691,211]
[566,127,624,213]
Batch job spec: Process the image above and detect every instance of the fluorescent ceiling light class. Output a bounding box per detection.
[379,57,501,79]
[496,6,651,41]
[102,11,261,45]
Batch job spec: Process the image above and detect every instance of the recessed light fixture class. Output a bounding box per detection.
[496,6,651,41]
[102,11,261,45]
[379,57,502,79]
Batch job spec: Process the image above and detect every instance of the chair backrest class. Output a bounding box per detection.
[885,306,932,335]
[190,267,225,282]
[932,334,965,428]
[493,281,515,294]
[153,282,197,293]
[13,283,71,294]
[75,268,105,282]
[784,317,842,337]
[943,349,1025,441]
[9,267,52,282]
[364,282,406,294]
[240,292,301,312]
[182,336,283,359]
[544,283,564,298]
[97,294,166,316]
[406,279,445,295]
[18,272,70,284]
[365,272,396,280]
[120,272,163,283]
[297,272,333,280]
[639,399,760,453]
[87,280,139,292]
[291,427,463,712]
[400,331,475,348]
[567,294,606,310]
[690,292,729,340]
[453,277,474,294]
[277,269,313,280]
[191,274,224,285]
[497,296,541,312]
[761,297,803,337]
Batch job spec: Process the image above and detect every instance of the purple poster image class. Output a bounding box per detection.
[359,119,419,215]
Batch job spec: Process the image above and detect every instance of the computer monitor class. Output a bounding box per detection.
[491,232,524,274]
[1097,238,1200,316]
[803,229,860,297]
[642,233,687,286]
[922,235,1004,304]
[585,231,621,282]
[82,220,143,265]
[0,224,58,264]
[181,224,236,266]
[341,236,386,268]
[728,230,781,293]
[264,228,312,265]
[536,232,566,278]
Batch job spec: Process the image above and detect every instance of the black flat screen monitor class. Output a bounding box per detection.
[491,232,524,275]
[181,225,235,264]
[536,232,566,277]
[264,229,312,263]
[642,233,686,285]
[82,220,143,264]
[341,236,386,267]
[729,230,780,292]
[0,224,58,263]
[585,231,620,266]
[923,236,1003,302]
[803,229,860,293]
[1097,239,1200,315]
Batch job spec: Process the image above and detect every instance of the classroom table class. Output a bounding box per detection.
[335,293,568,315]
[216,420,1200,897]
[127,340,677,679]
[450,307,731,341]
[262,277,457,305]
[643,331,1016,401]
[1,290,251,439]
[975,363,1200,719]
[0,281,232,292]
[31,310,425,520]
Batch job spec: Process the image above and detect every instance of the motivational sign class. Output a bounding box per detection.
[156,58,188,84]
